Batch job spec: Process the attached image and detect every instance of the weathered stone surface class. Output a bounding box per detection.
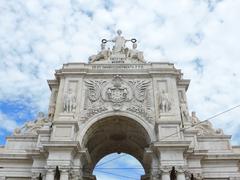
[0,32,240,180]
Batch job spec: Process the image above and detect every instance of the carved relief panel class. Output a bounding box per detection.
[82,75,154,124]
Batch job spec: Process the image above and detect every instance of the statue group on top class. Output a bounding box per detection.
[191,111,224,136]
[13,112,49,135]
[89,30,145,63]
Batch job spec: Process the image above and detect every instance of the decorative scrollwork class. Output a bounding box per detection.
[85,80,103,102]
[129,80,150,102]
[83,76,154,122]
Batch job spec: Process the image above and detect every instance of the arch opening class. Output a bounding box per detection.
[93,153,145,180]
[82,115,152,177]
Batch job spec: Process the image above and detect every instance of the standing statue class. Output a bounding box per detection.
[159,90,171,113]
[64,88,76,113]
[110,29,131,53]
[48,90,57,121]
[180,102,189,122]
[88,30,145,63]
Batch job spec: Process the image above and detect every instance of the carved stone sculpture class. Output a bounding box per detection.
[180,102,189,122]
[64,88,76,113]
[48,90,57,121]
[191,111,224,136]
[191,111,199,124]
[88,43,111,63]
[159,90,171,113]
[14,112,48,135]
[13,128,21,135]
[110,29,130,53]
[83,76,153,123]
[127,43,144,62]
[88,30,145,63]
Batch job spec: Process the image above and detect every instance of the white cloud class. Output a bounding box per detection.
[0,111,18,132]
[0,0,239,147]
[0,1,240,180]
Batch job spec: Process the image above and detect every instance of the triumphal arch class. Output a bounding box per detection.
[0,31,240,180]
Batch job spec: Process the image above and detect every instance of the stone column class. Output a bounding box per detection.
[161,172,170,180]
[160,167,171,180]
[45,169,54,180]
[176,167,186,180]
[177,172,186,180]
[60,169,69,180]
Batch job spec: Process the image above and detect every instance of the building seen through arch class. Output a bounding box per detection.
[0,31,240,180]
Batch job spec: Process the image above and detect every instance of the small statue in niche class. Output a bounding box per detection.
[180,102,189,122]
[48,90,57,121]
[64,88,76,113]
[178,90,186,103]
[159,90,171,113]
[48,101,56,120]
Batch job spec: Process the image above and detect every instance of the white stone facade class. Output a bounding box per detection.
[0,31,240,180]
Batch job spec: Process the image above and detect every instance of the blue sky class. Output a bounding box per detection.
[93,153,144,180]
[0,0,240,179]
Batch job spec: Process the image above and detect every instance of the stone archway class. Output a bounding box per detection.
[81,115,154,179]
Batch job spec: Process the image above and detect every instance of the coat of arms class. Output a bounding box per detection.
[103,75,132,110]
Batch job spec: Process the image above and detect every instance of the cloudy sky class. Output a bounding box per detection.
[0,0,240,179]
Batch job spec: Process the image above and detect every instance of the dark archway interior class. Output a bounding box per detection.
[82,116,151,173]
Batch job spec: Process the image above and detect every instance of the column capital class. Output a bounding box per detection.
[47,169,55,174]
[160,165,172,173]
[61,169,70,173]
[175,165,188,173]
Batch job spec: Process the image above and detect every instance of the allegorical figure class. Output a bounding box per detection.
[14,112,48,135]
[110,29,130,53]
[127,42,144,62]
[159,90,171,113]
[191,111,224,136]
[180,102,189,122]
[88,42,111,63]
[191,111,199,124]
[48,90,57,121]
[64,88,76,113]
